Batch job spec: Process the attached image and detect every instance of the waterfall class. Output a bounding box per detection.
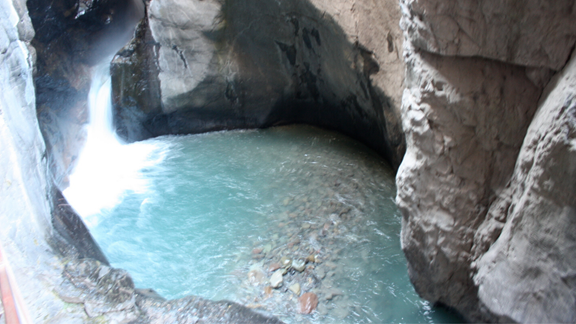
[64,62,163,226]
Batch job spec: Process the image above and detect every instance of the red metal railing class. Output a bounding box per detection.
[0,244,31,324]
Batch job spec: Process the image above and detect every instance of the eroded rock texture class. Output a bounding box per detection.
[397,43,541,321]
[111,0,406,168]
[473,53,576,323]
[400,0,576,70]
[398,0,576,321]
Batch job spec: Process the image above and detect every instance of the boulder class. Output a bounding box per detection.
[398,0,576,321]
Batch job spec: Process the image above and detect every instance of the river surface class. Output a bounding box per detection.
[65,120,462,323]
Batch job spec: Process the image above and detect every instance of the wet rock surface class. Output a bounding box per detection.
[57,258,285,323]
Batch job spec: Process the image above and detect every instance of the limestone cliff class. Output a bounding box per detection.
[111,0,406,168]
[397,0,576,321]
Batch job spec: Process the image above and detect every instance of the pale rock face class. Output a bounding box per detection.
[473,52,576,323]
[0,0,89,321]
[396,42,541,320]
[309,0,405,109]
[400,0,576,70]
[149,0,221,113]
[398,0,576,321]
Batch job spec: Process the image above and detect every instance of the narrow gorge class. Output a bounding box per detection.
[0,0,574,323]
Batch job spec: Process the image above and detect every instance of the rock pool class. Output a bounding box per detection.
[66,124,462,323]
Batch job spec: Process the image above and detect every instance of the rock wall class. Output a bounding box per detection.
[397,0,576,321]
[0,0,98,321]
[473,52,576,323]
[111,0,406,168]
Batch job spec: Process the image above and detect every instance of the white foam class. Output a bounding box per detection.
[64,64,165,225]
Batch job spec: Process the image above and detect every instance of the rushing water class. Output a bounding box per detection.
[65,65,463,323]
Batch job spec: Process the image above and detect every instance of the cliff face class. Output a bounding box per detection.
[397,0,576,321]
[0,0,93,320]
[111,0,406,168]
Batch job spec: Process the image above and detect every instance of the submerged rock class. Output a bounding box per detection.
[292,259,306,272]
[248,270,266,286]
[270,270,284,289]
[298,292,318,314]
[289,283,301,296]
[280,256,293,269]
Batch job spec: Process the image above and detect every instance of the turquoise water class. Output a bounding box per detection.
[69,125,462,323]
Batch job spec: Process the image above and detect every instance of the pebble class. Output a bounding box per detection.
[289,283,301,296]
[316,268,326,279]
[292,259,306,272]
[270,270,283,288]
[302,223,311,229]
[324,288,343,300]
[280,256,292,268]
[298,292,318,314]
[248,270,265,285]
[268,263,281,272]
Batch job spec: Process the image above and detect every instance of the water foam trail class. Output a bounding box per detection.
[63,63,164,226]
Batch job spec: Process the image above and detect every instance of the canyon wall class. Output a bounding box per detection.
[0,0,101,320]
[397,0,576,321]
[111,0,406,168]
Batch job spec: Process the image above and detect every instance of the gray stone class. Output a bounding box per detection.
[396,41,542,320]
[397,0,576,322]
[473,52,576,323]
[400,0,576,70]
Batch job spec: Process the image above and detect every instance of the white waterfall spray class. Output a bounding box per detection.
[64,63,163,226]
